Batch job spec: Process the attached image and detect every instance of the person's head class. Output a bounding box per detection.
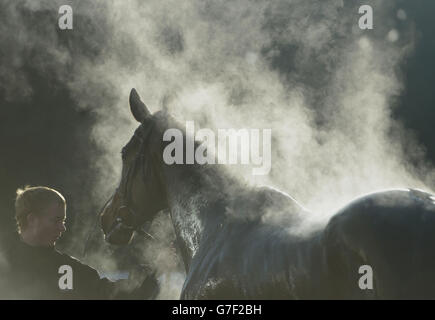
[15,186,67,247]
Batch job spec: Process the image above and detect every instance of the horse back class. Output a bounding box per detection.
[323,188,435,299]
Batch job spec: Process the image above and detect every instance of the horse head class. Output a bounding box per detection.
[100,89,168,245]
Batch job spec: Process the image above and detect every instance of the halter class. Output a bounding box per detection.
[105,119,156,242]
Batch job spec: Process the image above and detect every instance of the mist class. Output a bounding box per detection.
[1,0,434,298]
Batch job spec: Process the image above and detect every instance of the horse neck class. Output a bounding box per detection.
[161,162,238,270]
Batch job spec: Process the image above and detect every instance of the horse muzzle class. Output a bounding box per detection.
[102,204,136,245]
[105,216,135,245]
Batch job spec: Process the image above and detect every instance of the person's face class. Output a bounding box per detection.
[27,202,66,247]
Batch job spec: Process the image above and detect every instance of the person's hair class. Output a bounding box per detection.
[15,186,66,233]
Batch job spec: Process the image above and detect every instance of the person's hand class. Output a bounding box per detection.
[136,271,159,300]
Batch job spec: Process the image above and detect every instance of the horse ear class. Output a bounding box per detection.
[129,88,151,123]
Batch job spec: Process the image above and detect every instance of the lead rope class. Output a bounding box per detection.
[83,195,113,257]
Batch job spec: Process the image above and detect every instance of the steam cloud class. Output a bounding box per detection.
[1,0,434,298]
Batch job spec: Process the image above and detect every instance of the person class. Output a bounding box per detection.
[0,186,158,299]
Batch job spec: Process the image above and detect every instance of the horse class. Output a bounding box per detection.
[100,88,435,299]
